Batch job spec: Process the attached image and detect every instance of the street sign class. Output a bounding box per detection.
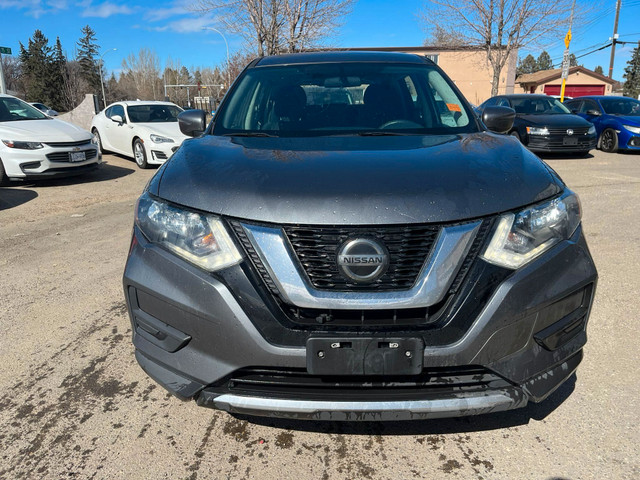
[561,50,570,80]
[0,47,11,55]
[564,30,572,49]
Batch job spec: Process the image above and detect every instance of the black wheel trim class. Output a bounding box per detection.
[601,130,614,151]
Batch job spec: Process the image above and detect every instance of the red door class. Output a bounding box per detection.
[543,84,605,97]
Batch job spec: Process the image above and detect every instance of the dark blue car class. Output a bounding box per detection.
[565,96,640,153]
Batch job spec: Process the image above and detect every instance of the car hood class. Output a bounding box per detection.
[518,113,592,128]
[155,133,562,225]
[0,118,91,142]
[132,122,188,142]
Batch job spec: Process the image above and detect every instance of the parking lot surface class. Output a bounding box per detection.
[0,151,638,479]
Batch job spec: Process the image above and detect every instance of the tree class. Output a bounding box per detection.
[623,44,640,99]
[51,37,67,110]
[194,0,354,56]
[594,65,604,75]
[121,48,161,100]
[76,25,101,94]
[421,0,577,96]
[1,55,24,95]
[569,53,579,67]
[536,51,553,71]
[517,54,538,76]
[19,30,54,104]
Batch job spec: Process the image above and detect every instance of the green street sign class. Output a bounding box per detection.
[0,47,12,55]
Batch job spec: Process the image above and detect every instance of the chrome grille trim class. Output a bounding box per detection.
[240,221,481,310]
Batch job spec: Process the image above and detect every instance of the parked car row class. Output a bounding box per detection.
[475,93,640,155]
[0,95,193,184]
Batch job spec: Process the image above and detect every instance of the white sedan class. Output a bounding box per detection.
[0,94,101,184]
[91,101,189,169]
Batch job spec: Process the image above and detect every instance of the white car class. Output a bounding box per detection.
[0,94,101,184]
[91,101,189,169]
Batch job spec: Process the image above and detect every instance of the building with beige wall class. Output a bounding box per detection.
[516,66,616,97]
[343,46,518,105]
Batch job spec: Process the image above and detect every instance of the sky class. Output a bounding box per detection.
[1,0,639,82]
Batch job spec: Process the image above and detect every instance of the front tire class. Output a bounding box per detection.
[0,159,8,186]
[599,128,618,153]
[133,139,149,169]
[92,129,104,154]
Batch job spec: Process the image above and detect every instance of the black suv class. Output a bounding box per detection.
[123,52,597,421]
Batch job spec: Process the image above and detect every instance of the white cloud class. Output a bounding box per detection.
[80,1,134,18]
[144,1,191,22]
[152,15,214,33]
[0,0,68,18]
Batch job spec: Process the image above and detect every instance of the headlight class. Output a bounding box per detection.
[481,191,581,269]
[150,134,174,143]
[623,125,640,134]
[2,140,44,149]
[135,192,242,271]
[526,127,549,136]
[588,125,596,135]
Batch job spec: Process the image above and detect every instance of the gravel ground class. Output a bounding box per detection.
[0,150,638,480]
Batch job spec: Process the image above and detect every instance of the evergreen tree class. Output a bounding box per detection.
[623,44,640,99]
[594,65,604,75]
[517,54,538,75]
[76,25,101,93]
[19,30,54,104]
[569,53,579,67]
[536,51,553,71]
[50,37,67,110]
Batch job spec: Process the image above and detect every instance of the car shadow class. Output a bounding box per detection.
[0,187,38,210]
[232,374,577,436]
[109,152,162,169]
[537,152,595,160]
[19,162,136,188]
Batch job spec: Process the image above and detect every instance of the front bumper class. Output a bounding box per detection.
[0,143,101,180]
[147,144,180,165]
[123,224,597,420]
[527,133,597,153]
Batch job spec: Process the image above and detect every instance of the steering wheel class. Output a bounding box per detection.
[379,119,423,129]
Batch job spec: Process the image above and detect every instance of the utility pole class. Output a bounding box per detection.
[608,0,621,78]
[560,0,577,102]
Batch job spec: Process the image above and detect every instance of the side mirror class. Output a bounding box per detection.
[178,109,207,137]
[111,114,124,124]
[586,109,601,116]
[482,106,515,134]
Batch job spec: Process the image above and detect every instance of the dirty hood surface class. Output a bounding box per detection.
[155,133,561,225]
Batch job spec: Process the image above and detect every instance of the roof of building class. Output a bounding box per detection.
[516,66,616,85]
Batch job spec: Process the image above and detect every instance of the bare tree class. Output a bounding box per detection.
[60,61,90,112]
[194,0,353,56]
[1,55,25,95]
[121,48,162,100]
[421,0,578,96]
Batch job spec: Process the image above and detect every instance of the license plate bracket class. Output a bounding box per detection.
[563,136,578,146]
[307,337,424,376]
[70,151,86,162]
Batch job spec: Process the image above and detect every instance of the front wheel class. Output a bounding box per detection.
[133,139,149,169]
[599,128,618,153]
[0,159,8,186]
[92,129,104,154]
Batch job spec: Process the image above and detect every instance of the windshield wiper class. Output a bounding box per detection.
[222,132,278,137]
[355,131,406,136]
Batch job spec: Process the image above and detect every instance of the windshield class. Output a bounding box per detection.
[214,63,477,136]
[127,104,183,123]
[599,97,640,116]
[0,97,48,122]
[509,97,571,115]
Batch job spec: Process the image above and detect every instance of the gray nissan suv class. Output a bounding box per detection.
[123,52,598,421]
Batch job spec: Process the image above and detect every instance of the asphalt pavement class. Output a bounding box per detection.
[0,150,638,479]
